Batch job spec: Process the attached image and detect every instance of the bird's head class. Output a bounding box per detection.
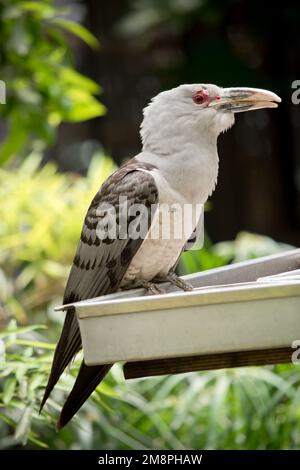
[141,84,281,153]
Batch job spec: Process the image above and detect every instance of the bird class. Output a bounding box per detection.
[40,83,281,429]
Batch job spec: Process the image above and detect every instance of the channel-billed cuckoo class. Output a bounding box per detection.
[40,84,281,428]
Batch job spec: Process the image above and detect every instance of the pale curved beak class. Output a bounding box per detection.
[209,87,281,113]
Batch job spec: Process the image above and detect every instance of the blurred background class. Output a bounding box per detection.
[56,0,300,245]
[0,0,300,451]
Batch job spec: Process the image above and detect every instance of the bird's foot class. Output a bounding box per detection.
[138,279,166,295]
[162,272,194,292]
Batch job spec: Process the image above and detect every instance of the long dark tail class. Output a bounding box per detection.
[40,309,81,411]
[57,362,112,430]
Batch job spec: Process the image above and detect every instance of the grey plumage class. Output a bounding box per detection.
[41,83,281,428]
[41,160,158,428]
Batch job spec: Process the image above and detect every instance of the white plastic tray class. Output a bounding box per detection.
[55,249,300,366]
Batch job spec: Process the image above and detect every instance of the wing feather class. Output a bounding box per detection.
[41,161,158,413]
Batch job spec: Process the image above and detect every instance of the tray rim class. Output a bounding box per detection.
[75,280,300,319]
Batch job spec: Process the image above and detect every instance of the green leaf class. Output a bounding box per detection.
[0,324,46,339]
[14,340,55,350]
[27,435,48,449]
[14,405,33,445]
[3,378,17,405]
[28,374,45,398]
[20,2,63,19]
[206,375,230,449]
[51,18,100,49]
[2,6,22,20]
[0,411,16,427]
[96,381,119,398]
[60,67,100,94]
[63,89,106,122]
[0,114,28,164]
[15,87,41,105]
[7,20,31,56]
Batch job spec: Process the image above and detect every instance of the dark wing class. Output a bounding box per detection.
[57,362,111,430]
[63,163,158,304]
[41,162,158,424]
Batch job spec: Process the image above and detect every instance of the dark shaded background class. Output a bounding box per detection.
[53,0,300,245]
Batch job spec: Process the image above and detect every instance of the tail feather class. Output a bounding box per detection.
[40,309,81,412]
[57,362,111,430]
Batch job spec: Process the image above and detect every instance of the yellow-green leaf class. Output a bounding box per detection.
[52,18,100,49]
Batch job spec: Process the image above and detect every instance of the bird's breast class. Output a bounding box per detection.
[121,170,202,285]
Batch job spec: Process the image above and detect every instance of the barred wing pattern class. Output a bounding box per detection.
[41,161,158,428]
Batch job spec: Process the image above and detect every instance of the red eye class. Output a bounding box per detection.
[193,90,209,105]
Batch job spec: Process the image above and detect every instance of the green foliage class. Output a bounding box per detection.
[1,321,300,449]
[0,0,298,451]
[180,235,229,274]
[1,186,300,449]
[180,232,294,275]
[0,0,105,164]
[0,152,115,324]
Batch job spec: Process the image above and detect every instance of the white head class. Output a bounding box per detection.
[140,83,281,155]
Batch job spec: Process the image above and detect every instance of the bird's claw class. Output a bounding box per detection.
[139,280,166,295]
[167,273,194,292]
